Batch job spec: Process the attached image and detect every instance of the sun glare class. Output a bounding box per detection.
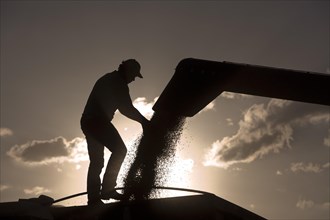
[158,156,194,198]
[115,136,195,199]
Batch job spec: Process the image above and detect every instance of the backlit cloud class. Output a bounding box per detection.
[24,186,50,196]
[296,198,315,209]
[203,99,329,169]
[296,197,330,211]
[276,170,283,175]
[132,96,214,117]
[324,129,330,147]
[323,162,330,168]
[0,127,13,137]
[290,162,324,173]
[7,136,88,166]
[133,97,158,119]
[0,184,11,191]
[226,118,234,126]
[320,202,330,210]
[220,91,252,99]
[198,101,216,114]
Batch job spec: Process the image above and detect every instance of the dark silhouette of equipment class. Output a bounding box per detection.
[49,188,266,220]
[153,58,329,118]
[1,58,329,220]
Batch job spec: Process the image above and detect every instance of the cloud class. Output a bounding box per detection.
[276,170,283,175]
[133,97,158,119]
[296,198,315,209]
[198,101,216,114]
[7,136,88,165]
[320,202,330,210]
[133,96,214,117]
[0,127,13,137]
[249,204,256,210]
[226,118,234,126]
[204,99,329,169]
[324,129,330,147]
[290,162,324,173]
[24,186,50,196]
[296,197,330,211]
[0,184,11,191]
[220,91,252,99]
[323,162,330,168]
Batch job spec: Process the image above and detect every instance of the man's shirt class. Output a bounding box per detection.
[82,71,133,121]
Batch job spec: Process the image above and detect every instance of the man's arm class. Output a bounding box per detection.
[115,78,150,128]
[117,87,150,129]
[118,102,149,127]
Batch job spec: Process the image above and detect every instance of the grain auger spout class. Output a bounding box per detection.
[153,58,329,117]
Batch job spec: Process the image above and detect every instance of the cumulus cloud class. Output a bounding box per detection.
[24,186,50,196]
[0,184,11,191]
[276,170,283,175]
[198,101,216,114]
[296,198,315,209]
[324,129,330,147]
[323,162,330,168]
[204,99,329,169]
[7,136,88,166]
[226,118,234,126]
[220,91,252,99]
[320,202,330,210]
[290,162,324,173]
[0,127,13,137]
[133,96,214,117]
[296,197,330,211]
[133,97,158,119]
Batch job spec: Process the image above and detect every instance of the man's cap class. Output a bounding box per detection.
[122,59,143,78]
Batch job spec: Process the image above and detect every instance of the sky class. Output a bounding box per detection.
[0,1,329,219]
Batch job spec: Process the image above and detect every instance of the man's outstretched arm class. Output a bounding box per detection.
[118,102,150,128]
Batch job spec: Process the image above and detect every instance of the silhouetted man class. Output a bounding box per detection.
[81,59,149,205]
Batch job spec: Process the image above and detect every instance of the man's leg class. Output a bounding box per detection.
[97,123,127,194]
[86,136,104,203]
